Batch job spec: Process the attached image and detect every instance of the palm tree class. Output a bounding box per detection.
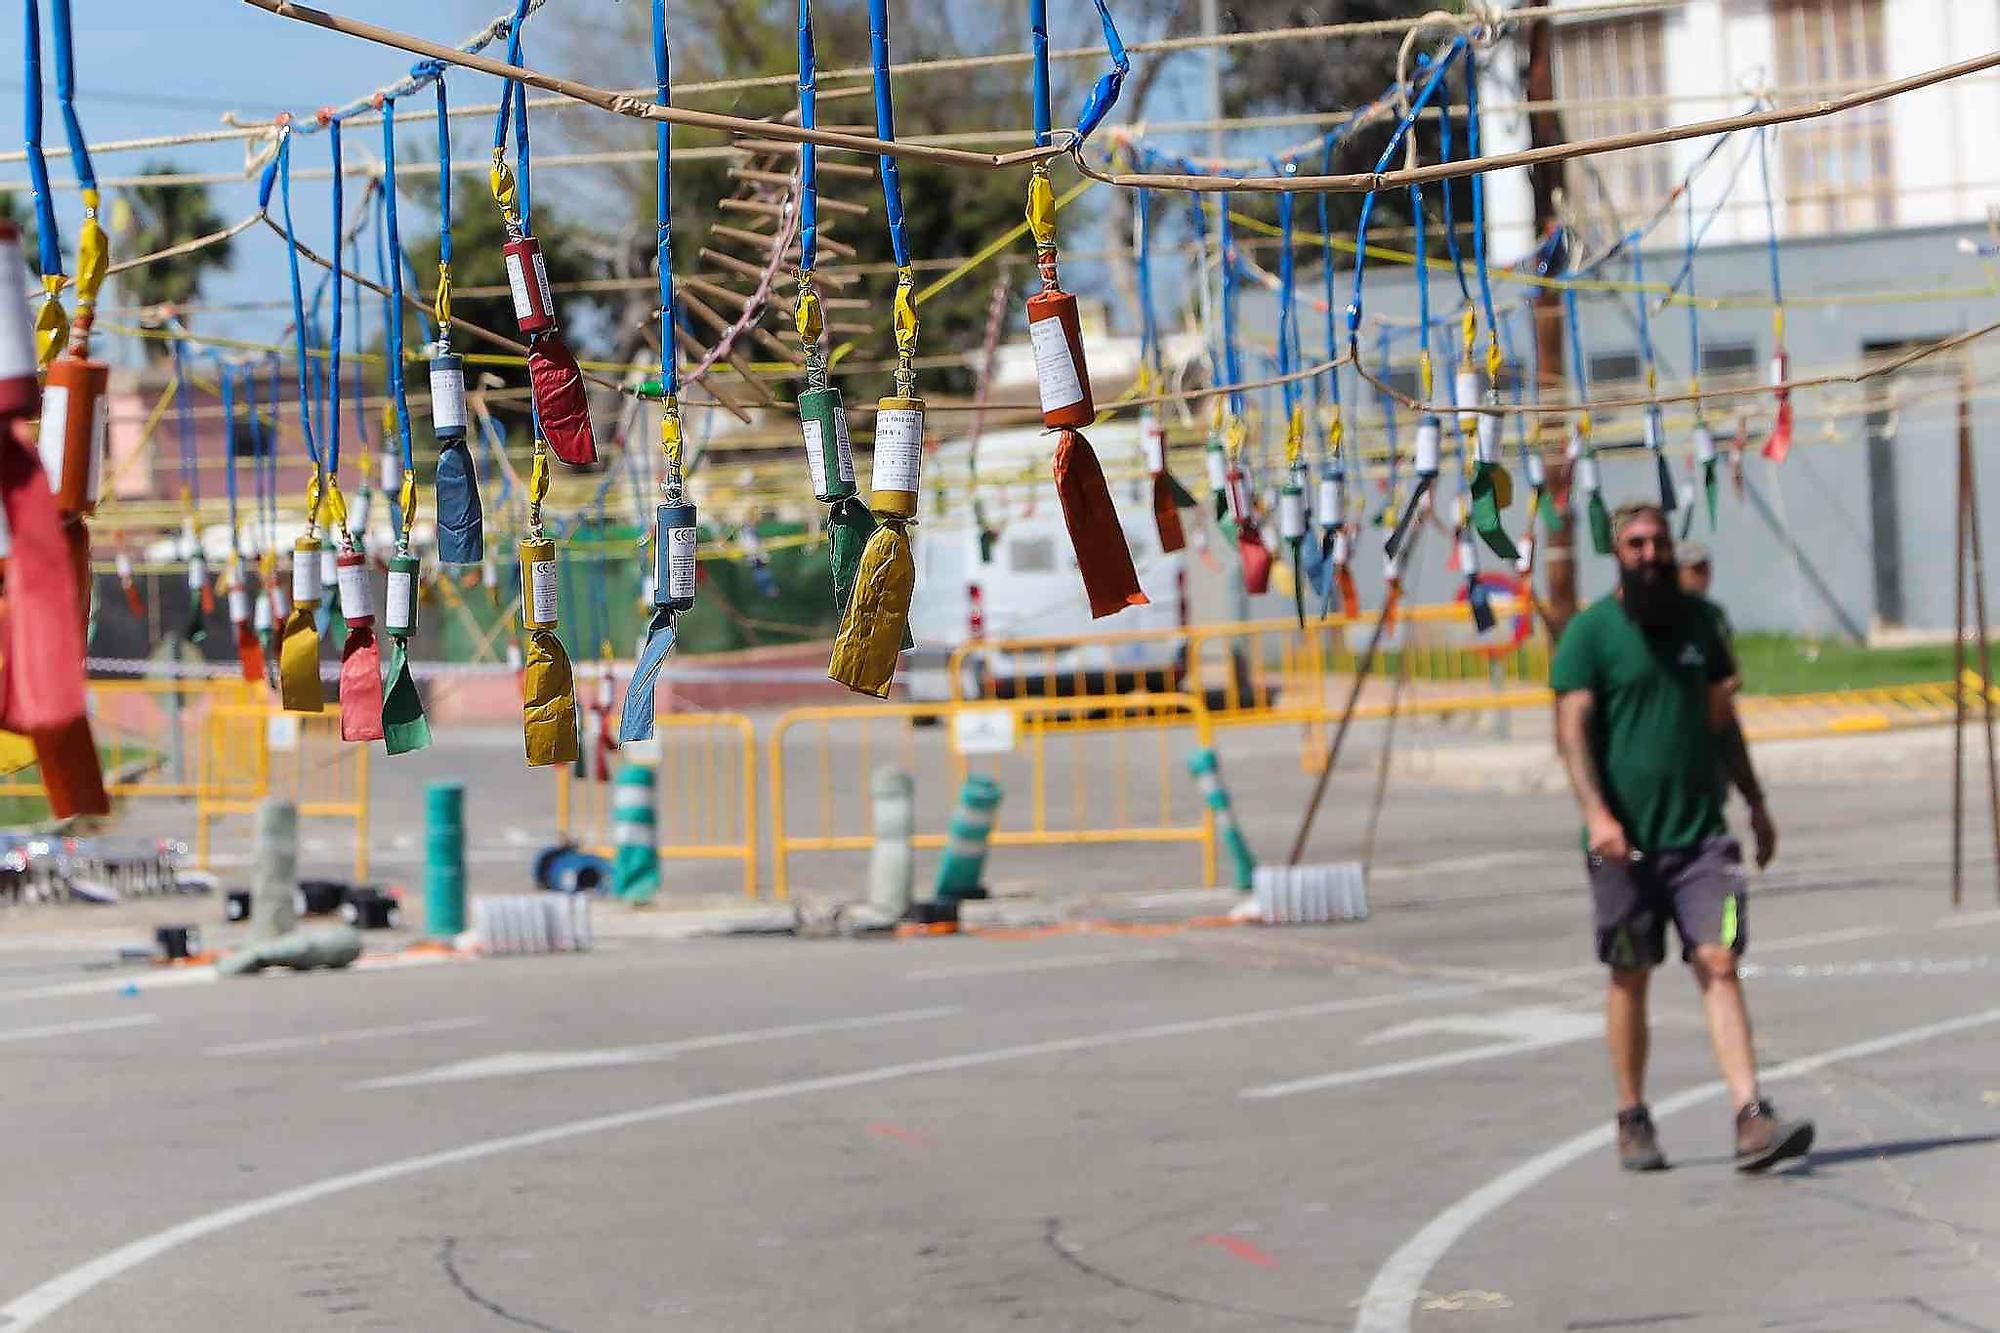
[115,160,235,317]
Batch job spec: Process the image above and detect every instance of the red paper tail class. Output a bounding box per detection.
[528,335,599,466]
[338,627,386,742]
[122,583,145,618]
[33,716,110,819]
[1761,397,1794,463]
[1238,527,1273,596]
[1053,431,1149,619]
[1151,472,1186,553]
[1337,566,1360,619]
[0,437,88,733]
[235,621,267,684]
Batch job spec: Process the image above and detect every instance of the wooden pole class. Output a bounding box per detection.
[1960,360,2000,901]
[1523,15,1576,637]
[1953,382,1969,908]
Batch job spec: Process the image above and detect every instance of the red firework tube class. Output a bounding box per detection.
[36,357,108,516]
[335,549,375,627]
[503,235,556,335]
[1025,289,1094,429]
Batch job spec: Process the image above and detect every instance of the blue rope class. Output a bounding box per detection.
[381,99,415,476]
[21,0,62,279]
[1466,45,1501,347]
[1135,187,1160,384]
[435,78,453,270]
[866,0,909,268]
[276,134,322,476]
[1219,199,1243,418]
[653,0,678,398]
[797,0,818,274]
[494,0,534,228]
[217,359,241,552]
[1378,326,1399,496]
[50,0,94,195]
[1276,173,1298,422]
[1757,126,1783,307]
[1685,185,1702,393]
[1029,0,1052,148]
[326,118,345,479]
[1346,40,1464,354]
[172,339,197,505]
[1073,0,1130,143]
[1435,80,1470,305]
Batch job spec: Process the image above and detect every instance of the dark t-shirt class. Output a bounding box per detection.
[1551,594,1736,853]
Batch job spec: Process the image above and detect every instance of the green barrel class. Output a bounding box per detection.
[425,781,467,938]
[798,386,857,503]
[934,774,1002,904]
[1188,748,1256,891]
[612,762,660,904]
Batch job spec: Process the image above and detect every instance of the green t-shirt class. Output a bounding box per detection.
[1551,594,1735,853]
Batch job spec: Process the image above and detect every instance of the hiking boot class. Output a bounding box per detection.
[1734,1098,1814,1173]
[1617,1105,1668,1171]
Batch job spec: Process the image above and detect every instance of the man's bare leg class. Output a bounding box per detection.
[1689,944,1758,1109]
[1607,966,1652,1110]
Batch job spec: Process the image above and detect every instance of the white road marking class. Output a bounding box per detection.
[356,1006,965,1090]
[1351,1006,2000,1333]
[0,981,1539,1331]
[1359,1005,1601,1049]
[0,1014,159,1045]
[1741,954,1992,981]
[205,1017,485,1058]
[1936,907,2000,930]
[0,969,218,1003]
[1243,1034,1594,1101]
[904,950,1179,982]
[1751,924,1894,953]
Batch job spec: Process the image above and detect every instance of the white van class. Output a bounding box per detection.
[903,419,1188,703]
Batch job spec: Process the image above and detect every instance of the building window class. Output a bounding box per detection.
[1554,13,1673,248]
[1588,351,1641,387]
[1771,0,1893,234]
[1699,342,1759,378]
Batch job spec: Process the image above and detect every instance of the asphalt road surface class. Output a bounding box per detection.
[0,776,1996,1331]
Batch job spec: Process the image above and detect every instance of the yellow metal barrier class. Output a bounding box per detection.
[557,712,760,898]
[195,705,370,880]
[0,678,264,811]
[768,694,1216,900]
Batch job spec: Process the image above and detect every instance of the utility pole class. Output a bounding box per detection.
[1523,13,1576,635]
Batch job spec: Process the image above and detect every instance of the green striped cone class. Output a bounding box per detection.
[1189,747,1256,891]
[612,763,660,905]
[934,774,1002,904]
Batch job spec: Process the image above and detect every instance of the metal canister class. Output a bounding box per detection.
[385,552,420,637]
[797,386,855,503]
[651,501,698,612]
[1414,414,1443,478]
[37,356,108,515]
[336,550,375,626]
[520,536,559,630]
[429,352,467,442]
[870,396,925,519]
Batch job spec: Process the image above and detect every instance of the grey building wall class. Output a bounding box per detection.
[1231,221,2000,638]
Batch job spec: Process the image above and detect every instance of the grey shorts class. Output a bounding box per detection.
[1586,834,1746,969]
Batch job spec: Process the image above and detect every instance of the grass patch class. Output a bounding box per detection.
[1731,633,1965,695]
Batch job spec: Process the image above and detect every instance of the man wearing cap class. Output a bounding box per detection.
[1551,503,1811,1174]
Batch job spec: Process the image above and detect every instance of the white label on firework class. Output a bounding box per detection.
[831,402,854,485]
[87,390,107,505]
[382,450,405,494]
[1318,478,1340,524]
[481,557,499,590]
[387,568,415,629]
[293,552,321,603]
[1517,533,1535,575]
[1279,488,1306,540]
[1333,528,1351,564]
[532,250,554,320]
[254,594,273,632]
[337,559,373,621]
[1028,316,1085,412]
[530,559,559,625]
[273,577,292,621]
[1383,551,1402,582]
[1643,410,1664,452]
[1575,453,1601,491]
[872,408,924,494]
[504,252,534,322]
[1141,415,1166,472]
[1458,534,1477,573]
[0,499,13,560]
[1525,450,1546,487]
[1414,418,1442,476]
[1205,447,1228,492]
[1693,424,1717,463]
[1477,413,1502,464]
[803,416,828,498]
[320,548,339,594]
[228,586,250,625]
[667,525,698,601]
[116,552,133,581]
[1455,369,1480,417]
[1769,354,1787,387]
[187,554,207,592]
[430,362,467,431]
[36,385,69,492]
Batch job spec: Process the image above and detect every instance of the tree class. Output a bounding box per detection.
[114,162,236,316]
